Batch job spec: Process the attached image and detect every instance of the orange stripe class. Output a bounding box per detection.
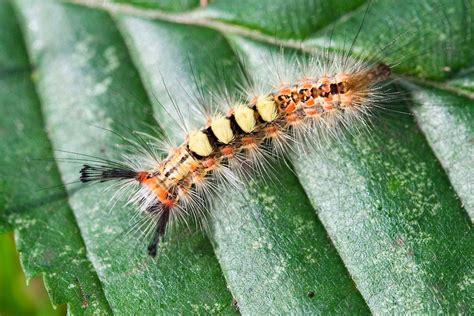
[305,98,315,106]
[156,187,168,201]
[154,186,176,207]
[285,102,296,113]
[136,171,149,183]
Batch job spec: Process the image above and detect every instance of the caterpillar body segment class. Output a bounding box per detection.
[79,62,391,256]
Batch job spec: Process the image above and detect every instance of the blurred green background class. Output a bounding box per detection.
[0,233,65,316]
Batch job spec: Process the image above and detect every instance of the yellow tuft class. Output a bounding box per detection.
[188,130,213,157]
[256,95,277,122]
[211,116,233,144]
[234,104,256,133]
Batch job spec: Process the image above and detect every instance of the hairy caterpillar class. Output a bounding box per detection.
[73,0,474,259]
[16,0,463,263]
[79,39,393,256]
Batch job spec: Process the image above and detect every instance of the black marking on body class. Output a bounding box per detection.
[204,126,219,146]
[276,94,292,109]
[228,113,246,135]
[179,154,189,163]
[337,82,346,94]
[163,152,191,176]
[164,169,173,178]
[291,91,300,103]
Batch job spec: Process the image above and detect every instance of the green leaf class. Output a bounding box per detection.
[448,71,474,93]
[0,1,111,314]
[198,0,366,39]
[305,0,474,79]
[2,0,473,314]
[410,85,474,223]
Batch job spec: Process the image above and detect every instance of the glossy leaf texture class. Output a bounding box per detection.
[0,0,473,314]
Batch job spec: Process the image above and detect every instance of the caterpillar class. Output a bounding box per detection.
[80,52,392,257]
[66,0,472,259]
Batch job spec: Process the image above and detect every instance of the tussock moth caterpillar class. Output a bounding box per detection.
[67,0,472,264]
[12,0,472,260]
[82,56,389,255]
[79,7,407,257]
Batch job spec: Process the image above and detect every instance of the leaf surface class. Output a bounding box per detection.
[2,0,473,314]
[0,1,111,313]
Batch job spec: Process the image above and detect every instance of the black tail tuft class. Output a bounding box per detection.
[80,164,137,183]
